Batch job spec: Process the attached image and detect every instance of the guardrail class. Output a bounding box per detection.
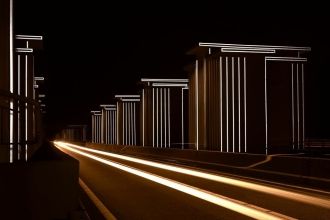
[0,89,43,162]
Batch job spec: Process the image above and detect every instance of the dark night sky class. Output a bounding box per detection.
[14,1,330,139]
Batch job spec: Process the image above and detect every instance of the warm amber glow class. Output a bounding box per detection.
[54,141,290,220]
[55,141,330,210]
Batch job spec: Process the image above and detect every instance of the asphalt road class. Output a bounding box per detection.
[54,142,330,220]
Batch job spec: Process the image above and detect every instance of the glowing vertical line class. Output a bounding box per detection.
[142,88,145,146]
[105,111,107,144]
[219,56,223,152]
[168,88,171,147]
[292,64,295,149]
[244,57,247,153]
[195,60,199,150]
[122,103,125,145]
[232,57,235,153]
[25,54,28,160]
[238,57,241,153]
[164,88,167,148]
[153,88,155,147]
[109,111,111,144]
[109,111,112,144]
[182,88,184,149]
[18,55,21,159]
[117,102,119,144]
[92,115,94,142]
[133,103,136,145]
[111,111,113,144]
[111,111,114,144]
[129,105,131,145]
[265,60,268,155]
[156,88,159,147]
[127,103,130,145]
[160,88,163,147]
[114,110,117,144]
[131,102,133,145]
[226,57,229,152]
[101,111,104,144]
[302,63,305,148]
[97,116,99,143]
[220,57,223,151]
[128,103,130,145]
[99,116,101,143]
[95,115,97,143]
[297,63,300,148]
[203,58,207,150]
[10,0,14,162]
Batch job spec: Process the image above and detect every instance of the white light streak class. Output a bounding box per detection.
[55,142,293,220]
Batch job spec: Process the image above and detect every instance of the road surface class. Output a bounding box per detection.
[54,141,330,220]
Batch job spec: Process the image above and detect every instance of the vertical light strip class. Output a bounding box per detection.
[291,64,295,149]
[164,88,167,148]
[110,111,112,144]
[92,115,94,142]
[122,103,125,145]
[131,103,133,145]
[232,57,235,153]
[133,103,136,145]
[115,110,117,144]
[195,59,199,150]
[142,89,145,146]
[105,111,107,144]
[128,103,130,145]
[302,63,305,148]
[18,55,21,159]
[111,111,113,144]
[181,88,184,149]
[297,63,300,148]
[101,111,104,144]
[95,116,97,143]
[203,58,207,150]
[264,60,268,154]
[127,103,129,145]
[106,111,108,144]
[226,57,229,152]
[94,115,96,143]
[117,103,119,145]
[168,88,171,148]
[128,103,131,145]
[109,111,111,144]
[160,88,163,148]
[95,115,98,143]
[98,116,100,143]
[10,0,14,163]
[153,88,155,147]
[220,57,223,151]
[156,88,159,147]
[99,116,101,143]
[244,57,247,153]
[25,54,28,160]
[238,57,241,153]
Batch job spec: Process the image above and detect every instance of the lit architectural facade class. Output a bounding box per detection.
[100,104,117,145]
[91,111,101,143]
[115,95,140,146]
[187,42,311,154]
[140,78,189,148]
